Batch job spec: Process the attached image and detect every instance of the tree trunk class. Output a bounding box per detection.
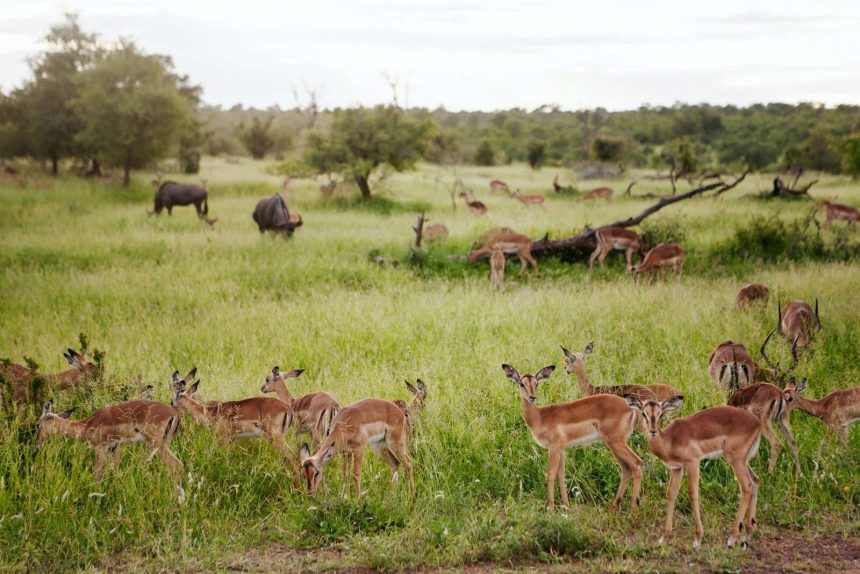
[51,155,58,176]
[355,174,372,199]
[123,161,131,187]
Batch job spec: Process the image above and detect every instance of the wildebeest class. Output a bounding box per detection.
[148,179,210,218]
[252,193,303,236]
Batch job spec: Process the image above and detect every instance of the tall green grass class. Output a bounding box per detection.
[1,160,858,571]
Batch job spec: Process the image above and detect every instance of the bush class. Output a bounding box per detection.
[473,140,496,166]
[640,215,686,249]
[723,214,860,262]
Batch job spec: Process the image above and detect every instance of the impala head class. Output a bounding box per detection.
[171,379,201,408]
[405,379,426,401]
[760,328,799,382]
[300,442,334,494]
[260,366,305,393]
[35,400,76,446]
[782,377,808,403]
[140,385,154,400]
[626,395,684,437]
[501,364,555,403]
[560,342,594,375]
[171,367,197,391]
[63,348,98,377]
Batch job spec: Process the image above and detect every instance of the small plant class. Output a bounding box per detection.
[640,215,686,248]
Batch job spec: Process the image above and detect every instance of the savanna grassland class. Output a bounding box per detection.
[1,158,859,573]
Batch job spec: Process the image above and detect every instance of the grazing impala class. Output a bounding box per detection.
[626,396,762,548]
[471,227,516,250]
[458,191,487,215]
[300,398,414,498]
[816,200,858,228]
[736,283,769,308]
[468,230,537,277]
[588,227,643,271]
[421,223,449,242]
[172,380,293,458]
[629,243,684,284]
[772,299,821,349]
[708,341,757,392]
[489,179,510,194]
[728,378,805,473]
[789,385,860,445]
[489,248,506,290]
[511,189,546,208]
[577,187,613,203]
[501,364,643,511]
[561,343,660,401]
[261,366,340,448]
[35,399,183,485]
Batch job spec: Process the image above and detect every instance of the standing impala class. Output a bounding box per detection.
[501,364,643,511]
[772,299,821,349]
[300,398,414,498]
[489,179,510,194]
[728,378,805,473]
[816,200,858,227]
[577,187,613,203]
[458,191,487,215]
[735,283,769,308]
[626,396,762,548]
[789,384,860,445]
[468,230,538,277]
[629,243,684,284]
[707,341,757,392]
[588,227,642,271]
[260,366,340,449]
[511,189,546,208]
[35,398,183,486]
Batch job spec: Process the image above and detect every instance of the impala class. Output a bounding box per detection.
[489,248,505,290]
[468,230,538,277]
[2,347,102,404]
[392,379,427,416]
[422,223,449,242]
[626,396,762,548]
[561,343,659,400]
[471,227,516,251]
[577,186,613,203]
[816,200,858,228]
[172,380,293,458]
[35,398,183,485]
[728,378,805,473]
[489,179,510,193]
[458,191,487,215]
[552,175,563,193]
[735,283,769,308]
[501,364,643,511]
[511,189,546,207]
[772,299,821,349]
[707,341,757,392]
[629,243,684,284]
[588,226,643,271]
[261,366,340,448]
[300,398,414,498]
[139,385,155,400]
[789,384,860,445]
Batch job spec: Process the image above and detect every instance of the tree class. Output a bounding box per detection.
[800,127,841,173]
[591,136,626,164]
[473,139,496,166]
[72,41,194,186]
[239,116,276,159]
[302,106,432,199]
[14,14,99,175]
[526,140,546,169]
[841,133,860,179]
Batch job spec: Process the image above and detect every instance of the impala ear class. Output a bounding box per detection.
[171,370,181,383]
[405,380,418,395]
[415,379,426,393]
[283,368,304,379]
[624,395,643,410]
[188,380,200,395]
[501,364,520,384]
[58,407,75,419]
[272,366,281,377]
[42,400,53,416]
[583,342,594,356]
[185,367,197,383]
[321,445,334,463]
[661,395,684,413]
[300,443,311,460]
[64,352,77,367]
[535,365,556,382]
[560,345,573,359]
[795,378,808,394]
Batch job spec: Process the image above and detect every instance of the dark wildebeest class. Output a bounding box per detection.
[148,180,210,218]
[252,194,303,236]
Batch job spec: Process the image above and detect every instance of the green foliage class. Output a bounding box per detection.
[723,214,859,262]
[425,129,461,165]
[238,115,276,159]
[179,117,209,174]
[639,215,687,248]
[797,127,842,173]
[590,136,626,164]
[526,139,546,169]
[302,106,433,198]
[840,133,860,178]
[72,40,194,185]
[473,139,496,166]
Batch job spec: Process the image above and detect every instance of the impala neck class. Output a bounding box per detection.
[272,379,294,403]
[791,396,828,418]
[178,396,210,425]
[520,396,541,430]
[49,417,88,441]
[570,361,594,395]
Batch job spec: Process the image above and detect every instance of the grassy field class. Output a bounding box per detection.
[1,158,859,572]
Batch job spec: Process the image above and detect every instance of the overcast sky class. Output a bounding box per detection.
[2,0,859,111]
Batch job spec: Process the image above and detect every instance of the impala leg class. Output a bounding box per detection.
[588,245,601,271]
[746,464,760,533]
[727,457,753,548]
[546,448,560,510]
[341,451,352,497]
[523,250,539,276]
[761,420,783,473]
[686,463,703,548]
[660,468,683,545]
[777,416,802,474]
[516,254,528,277]
[352,449,365,498]
[388,438,415,498]
[625,248,634,269]
[556,450,569,509]
[607,441,642,511]
[144,435,184,483]
[93,445,108,482]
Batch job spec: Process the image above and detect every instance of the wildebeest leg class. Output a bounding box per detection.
[194,200,204,218]
[167,205,173,215]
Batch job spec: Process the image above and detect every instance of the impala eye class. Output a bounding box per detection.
[642,412,647,418]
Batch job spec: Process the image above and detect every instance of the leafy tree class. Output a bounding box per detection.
[425,130,461,165]
[179,117,209,174]
[72,40,194,186]
[302,106,432,198]
[591,136,626,164]
[473,139,496,166]
[0,92,27,160]
[841,133,860,179]
[239,116,276,159]
[14,14,99,175]
[800,127,841,172]
[526,140,546,169]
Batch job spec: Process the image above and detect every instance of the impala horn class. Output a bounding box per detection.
[815,297,821,331]
[760,328,778,370]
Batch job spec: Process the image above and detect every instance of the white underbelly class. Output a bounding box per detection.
[121,433,145,444]
[368,432,387,451]
[565,432,599,448]
[233,428,263,440]
[702,450,724,460]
